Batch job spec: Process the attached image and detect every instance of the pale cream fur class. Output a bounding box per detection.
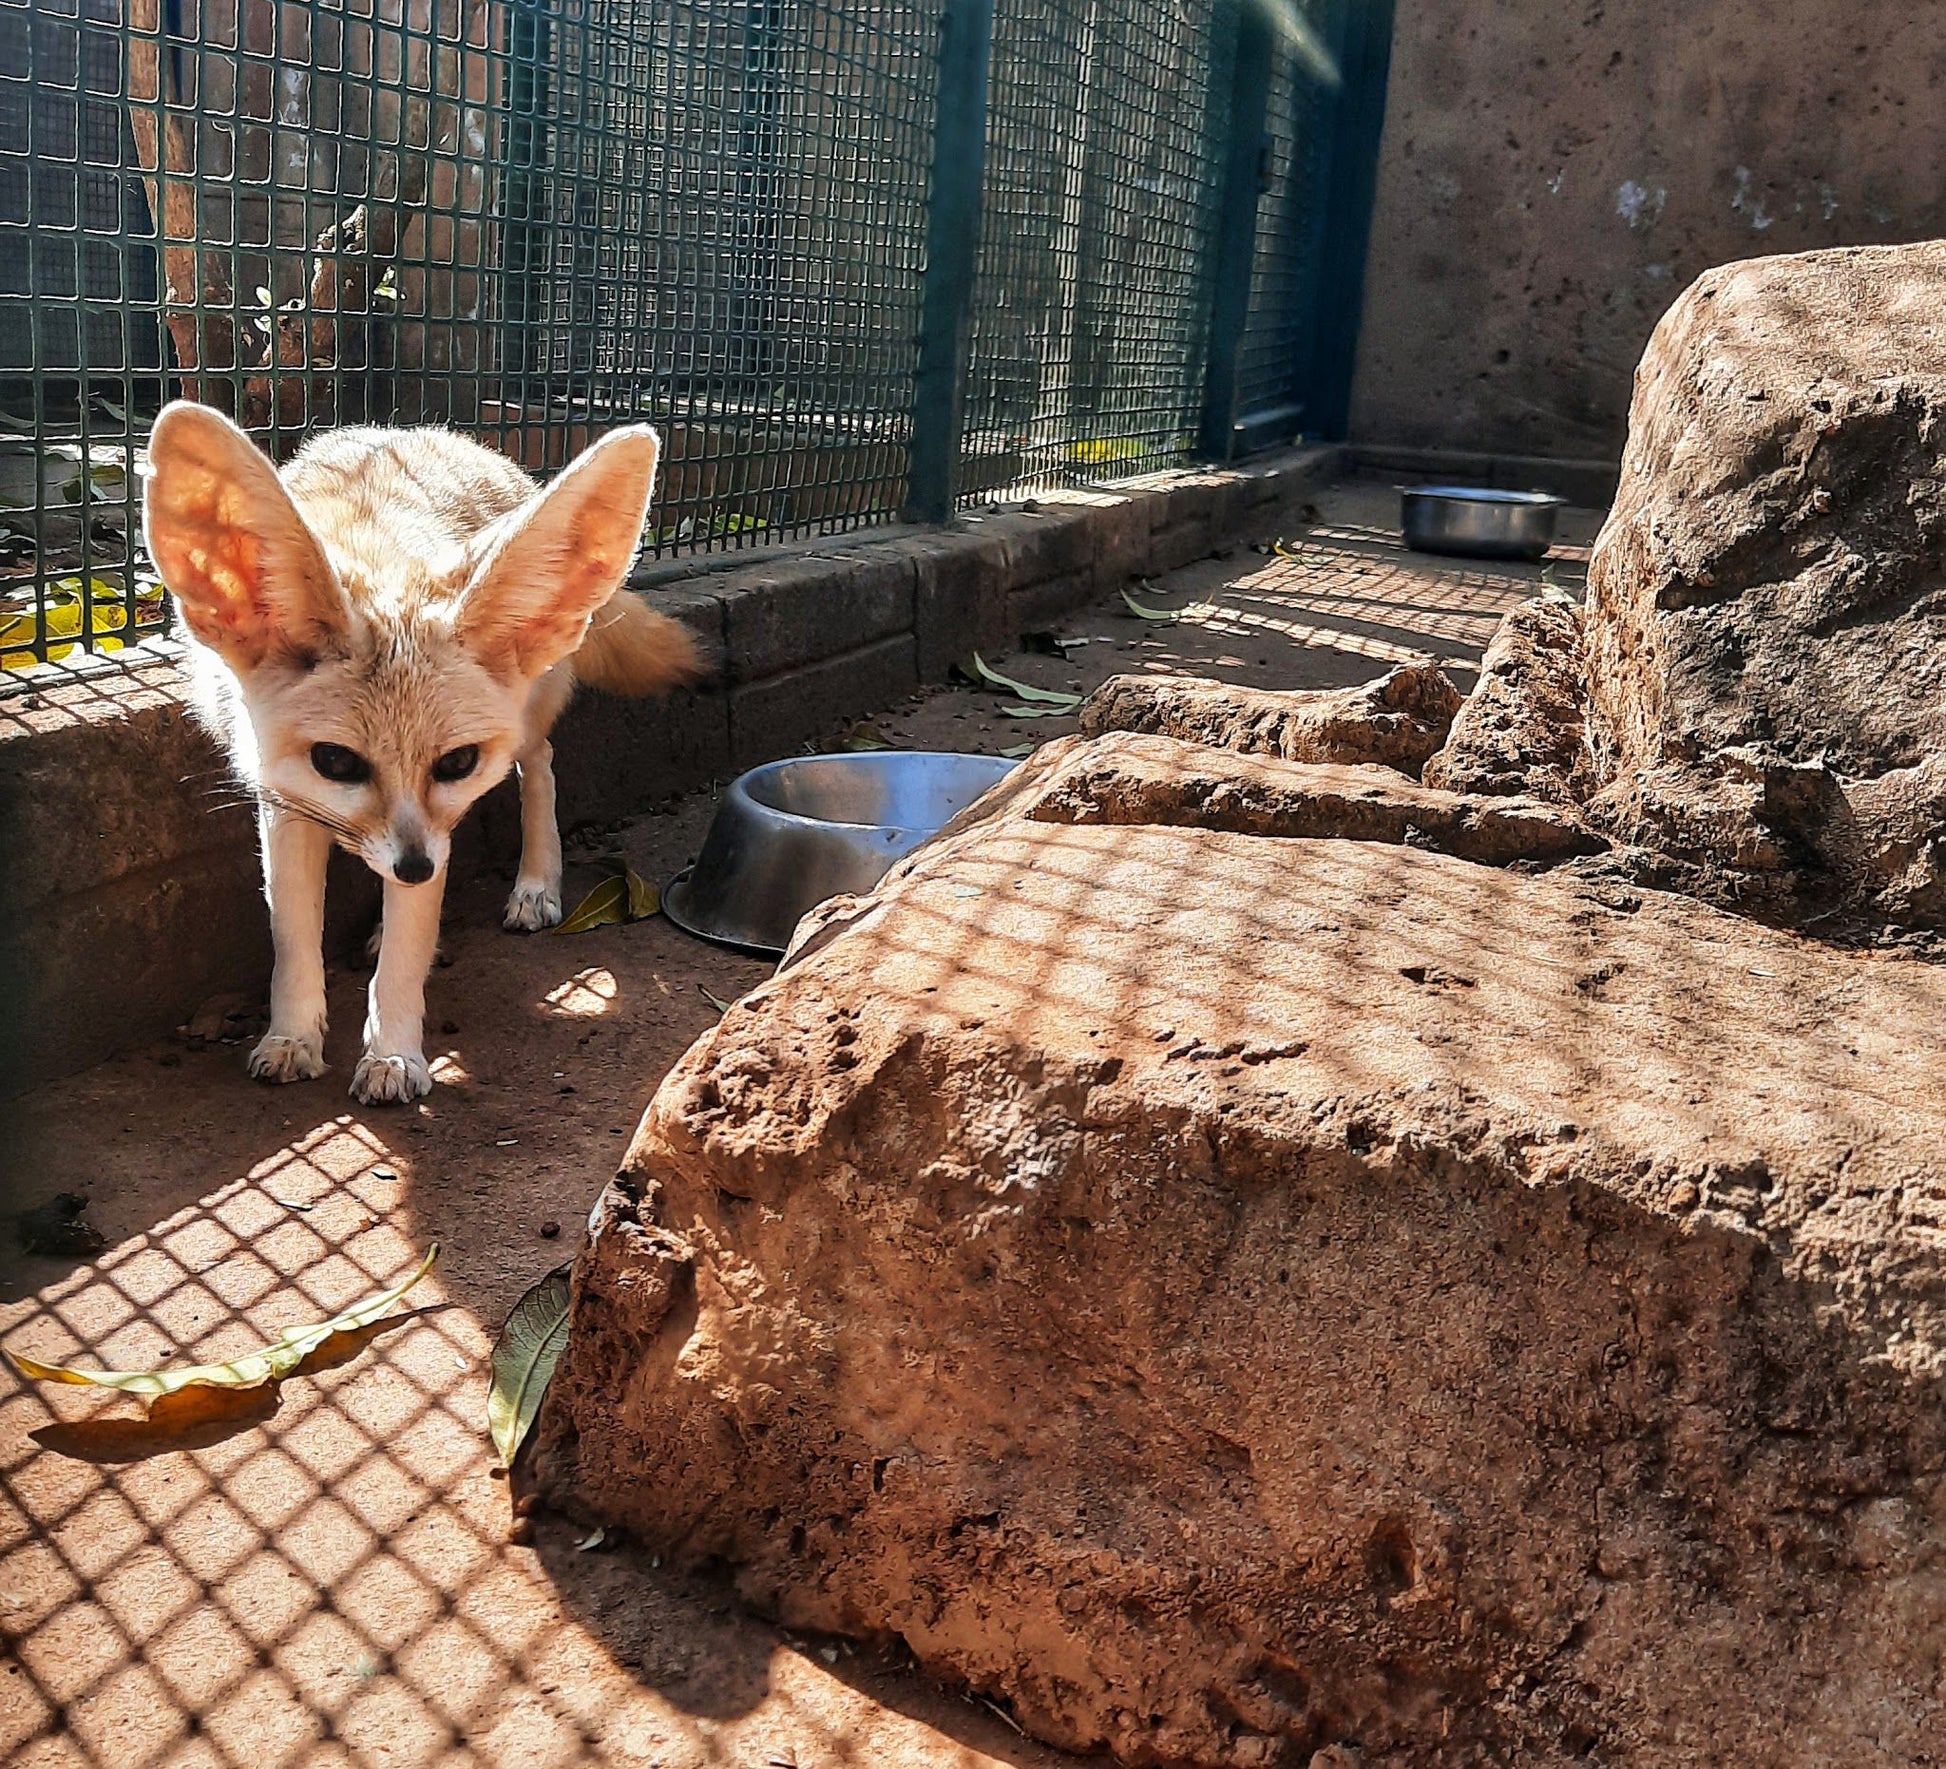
[144,402,704,1106]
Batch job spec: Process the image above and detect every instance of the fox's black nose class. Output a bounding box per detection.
[394,849,435,886]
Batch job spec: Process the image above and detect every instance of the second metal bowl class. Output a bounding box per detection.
[663,750,1018,955]
[1401,486,1565,561]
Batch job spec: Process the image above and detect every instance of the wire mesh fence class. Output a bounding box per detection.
[955,0,1226,503]
[0,0,1371,682]
[1233,14,1333,445]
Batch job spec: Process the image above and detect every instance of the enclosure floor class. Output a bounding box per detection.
[0,480,1602,1769]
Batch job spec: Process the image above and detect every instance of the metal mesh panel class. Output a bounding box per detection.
[0,0,940,677]
[0,0,1355,683]
[957,0,1225,503]
[1234,20,1330,426]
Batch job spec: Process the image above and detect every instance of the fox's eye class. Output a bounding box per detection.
[310,742,371,784]
[432,744,480,783]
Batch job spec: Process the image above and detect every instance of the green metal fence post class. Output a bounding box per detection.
[1198,0,1275,463]
[902,0,995,525]
[1303,0,1396,440]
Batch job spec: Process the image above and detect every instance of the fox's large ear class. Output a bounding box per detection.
[143,401,349,671]
[458,424,659,680]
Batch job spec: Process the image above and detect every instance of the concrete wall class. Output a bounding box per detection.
[1349,1,1946,465]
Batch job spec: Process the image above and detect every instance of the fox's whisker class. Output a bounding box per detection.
[259,789,365,845]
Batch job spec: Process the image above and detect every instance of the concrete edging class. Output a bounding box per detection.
[0,444,1343,1096]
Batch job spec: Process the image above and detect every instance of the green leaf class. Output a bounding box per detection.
[999,703,1069,719]
[1121,589,1183,624]
[3,1244,437,1396]
[59,464,128,506]
[971,652,1082,709]
[487,1264,572,1469]
[699,985,732,1014]
[999,741,1035,758]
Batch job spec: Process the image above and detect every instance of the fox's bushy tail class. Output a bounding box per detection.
[573,590,711,696]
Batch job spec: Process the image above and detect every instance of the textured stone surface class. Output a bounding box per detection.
[931,729,1604,869]
[1079,665,1462,779]
[717,552,916,685]
[1577,243,1946,923]
[538,809,1946,1768]
[726,636,921,770]
[1422,597,1593,806]
[1585,243,1946,781]
[1350,0,1946,461]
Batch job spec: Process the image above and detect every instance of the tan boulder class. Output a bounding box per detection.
[1581,241,1946,924]
[1421,596,1593,807]
[1078,664,1462,778]
[538,808,1946,1768]
[930,728,1603,868]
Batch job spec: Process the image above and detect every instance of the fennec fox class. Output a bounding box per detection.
[143,402,704,1106]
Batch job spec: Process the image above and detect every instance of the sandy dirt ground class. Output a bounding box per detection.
[0,481,1599,1768]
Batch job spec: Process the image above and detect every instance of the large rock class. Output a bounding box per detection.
[1421,596,1592,807]
[538,805,1946,1767]
[1079,664,1462,778]
[1581,241,1946,922]
[929,728,1603,868]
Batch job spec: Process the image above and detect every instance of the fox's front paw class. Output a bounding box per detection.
[350,1049,432,1105]
[248,1031,325,1084]
[503,879,562,932]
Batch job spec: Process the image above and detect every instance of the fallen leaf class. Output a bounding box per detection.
[999,742,1035,758]
[574,1526,608,1552]
[622,866,659,921]
[999,703,1069,719]
[4,1245,437,1396]
[557,864,657,934]
[699,985,733,1014]
[487,1263,572,1470]
[556,875,628,934]
[839,722,898,751]
[971,652,1083,709]
[1121,589,1184,623]
[1,574,166,670]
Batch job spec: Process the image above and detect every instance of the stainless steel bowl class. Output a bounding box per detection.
[1400,486,1565,561]
[663,750,1017,955]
